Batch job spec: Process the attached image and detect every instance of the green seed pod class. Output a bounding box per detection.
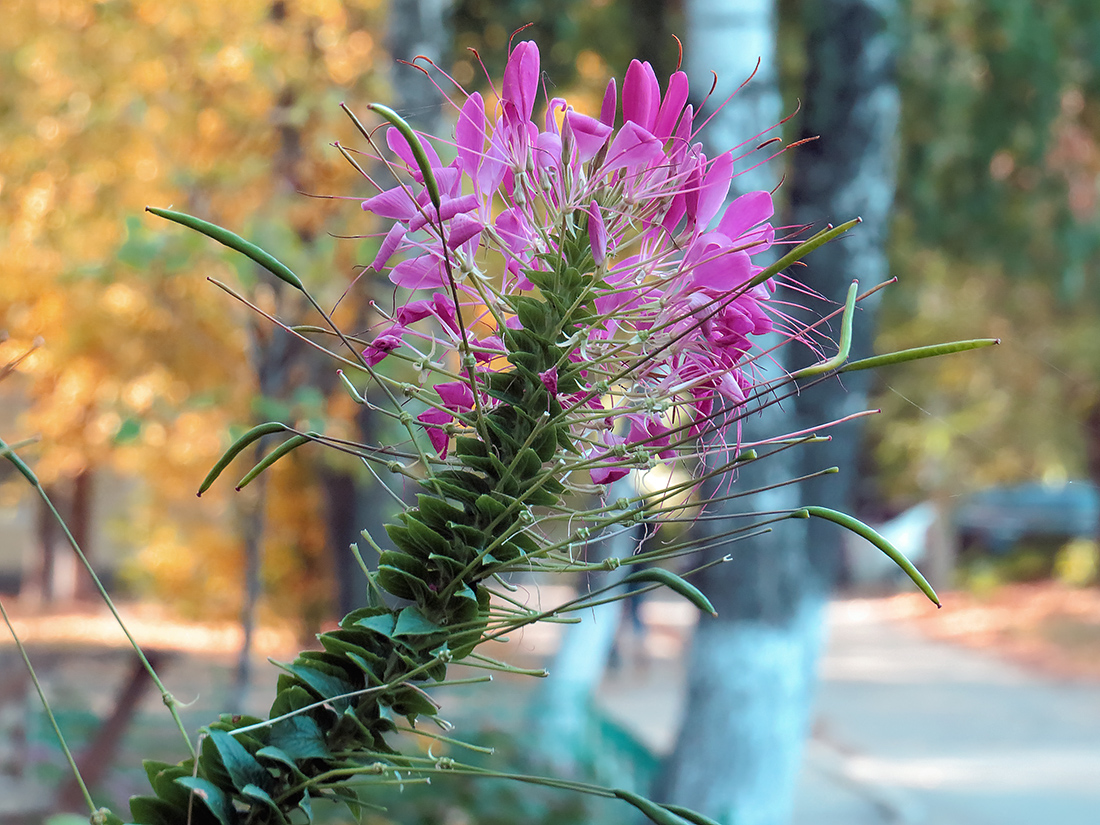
[791,280,858,378]
[363,103,442,211]
[802,505,940,606]
[235,434,313,491]
[145,207,304,290]
[197,423,289,496]
[622,568,717,616]
[840,338,999,373]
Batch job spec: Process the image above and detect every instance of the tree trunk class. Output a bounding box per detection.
[387,0,451,135]
[70,468,96,602]
[656,4,815,824]
[655,2,901,824]
[788,0,901,568]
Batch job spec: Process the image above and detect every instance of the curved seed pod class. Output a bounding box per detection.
[355,102,442,211]
[235,434,313,491]
[802,505,940,606]
[197,423,290,496]
[145,207,304,290]
[791,280,858,378]
[840,338,999,372]
[622,567,717,616]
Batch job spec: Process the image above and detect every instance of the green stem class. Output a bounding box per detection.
[0,597,96,815]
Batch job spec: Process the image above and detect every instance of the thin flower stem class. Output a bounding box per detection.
[5,447,197,758]
[0,597,96,815]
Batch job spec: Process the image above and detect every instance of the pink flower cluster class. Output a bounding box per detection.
[362,41,781,484]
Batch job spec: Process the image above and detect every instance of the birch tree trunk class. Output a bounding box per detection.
[655,2,900,824]
[787,0,901,569]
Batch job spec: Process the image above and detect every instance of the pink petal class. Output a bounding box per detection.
[431,293,460,334]
[538,367,558,397]
[395,300,434,326]
[586,200,608,267]
[362,186,418,221]
[600,77,617,127]
[622,60,659,131]
[717,191,775,240]
[456,93,487,178]
[435,381,474,411]
[695,152,734,229]
[371,224,407,272]
[364,329,405,366]
[653,71,690,140]
[386,126,442,179]
[447,213,484,249]
[604,121,665,173]
[390,253,445,289]
[417,407,452,457]
[565,110,612,163]
[502,40,540,122]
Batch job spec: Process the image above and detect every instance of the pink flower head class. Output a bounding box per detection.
[356,39,788,476]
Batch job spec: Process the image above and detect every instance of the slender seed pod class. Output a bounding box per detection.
[791,280,859,378]
[145,207,305,290]
[612,789,696,825]
[802,505,941,606]
[235,434,313,491]
[622,568,717,616]
[197,422,290,496]
[840,338,1000,372]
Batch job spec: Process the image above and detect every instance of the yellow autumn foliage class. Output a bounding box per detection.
[1,0,390,623]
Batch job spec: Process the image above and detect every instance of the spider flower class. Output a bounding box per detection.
[362,41,783,485]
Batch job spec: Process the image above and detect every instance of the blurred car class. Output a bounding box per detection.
[952,480,1099,555]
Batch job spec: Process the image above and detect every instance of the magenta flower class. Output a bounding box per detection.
[358,40,790,487]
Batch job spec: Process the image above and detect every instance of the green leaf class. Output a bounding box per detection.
[175,777,236,825]
[240,784,288,824]
[394,606,443,637]
[128,795,183,825]
[416,494,466,529]
[254,745,303,774]
[298,789,313,823]
[269,685,315,718]
[275,662,356,711]
[352,611,397,638]
[208,730,272,793]
[269,715,332,762]
[401,515,451,556]
[146,761,199,811]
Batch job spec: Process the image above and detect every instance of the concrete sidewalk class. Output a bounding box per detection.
[791,599,1100,825]
[596,596,1100,825]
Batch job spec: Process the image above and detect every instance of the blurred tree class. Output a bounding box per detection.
[872,0,1100,502]
[656,2,902,824]
[0,0,391,631]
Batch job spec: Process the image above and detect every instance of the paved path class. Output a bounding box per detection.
[791,599,1100,825]
[596,596,1100,825]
